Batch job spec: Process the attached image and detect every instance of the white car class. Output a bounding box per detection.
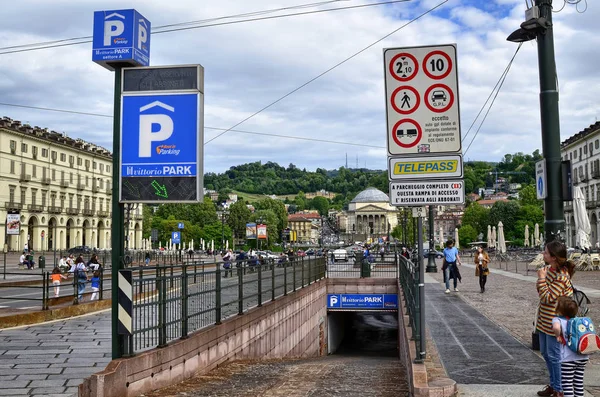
[332,248,348,262]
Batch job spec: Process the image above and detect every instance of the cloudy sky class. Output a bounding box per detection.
[0,0,597,173]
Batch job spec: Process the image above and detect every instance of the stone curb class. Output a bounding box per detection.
[0,299,111,328]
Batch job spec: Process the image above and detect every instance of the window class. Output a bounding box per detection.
[579,166,584,177]
[99,164,104,172]
[93,161,97,170]
[569,153,572,160]
[60,153,66,162]
[580,148,582,159]
[69,155,74,164]
[100,179,104,189]
[573,150,577,160]
[596,140,599,150]
[77,194,81,209]
[9,140,16,153]
[9,186,15,203]
[32,146,38,158]
[77,157,82,166]
[99,198,104,211]
[107,165,111,173]
[84,197,90,210]
[85,159,90,170]
[32,165,36,178]
[590,143,594,154]
[86,176,89,186]
[61,170,65,181]
[70,172,74,184]
[10,160,14,174]
[52,169,56,181]
[584,145,588,155]
[41,191,47,206]
[60,194,65,208]
[21,143,27,153]
[68,194,74,208]
[51,151,57,162]
[31,189,37,205]
[20,187,26,204]
[51,192,56,207]
[41,148,48,157]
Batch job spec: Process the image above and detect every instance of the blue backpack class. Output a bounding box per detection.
[566,316,600,355]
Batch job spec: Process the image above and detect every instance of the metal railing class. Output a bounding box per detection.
[398,254,424,363]
[325,253,399,278]
[130,256,326,353]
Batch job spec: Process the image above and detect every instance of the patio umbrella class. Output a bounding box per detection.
[497,221,507,253]
[226,240,229,250]
[487,225,492,248]
[439,226,444,248]
[534,223,540,247]
[574,186,592,250]
[492,226,497,249]
[524,225,530,247]
[454,228,459,249]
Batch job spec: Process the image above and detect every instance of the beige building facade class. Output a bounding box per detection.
[0,117,143,252]
[342,187,398,241]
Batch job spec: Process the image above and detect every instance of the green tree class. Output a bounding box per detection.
[227,201,252,243]
[458,225,477,248]
[519,185,541,207]
[488,201,521,241]
[311,196,330,216]
[202,222,232,250]
[461,202,490,236]
[254,197,288,236]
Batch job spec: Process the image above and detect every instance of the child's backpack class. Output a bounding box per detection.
[566,316,600,354]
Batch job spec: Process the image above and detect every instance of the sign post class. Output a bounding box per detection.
[93,7,152,360]
[536,159,548,200]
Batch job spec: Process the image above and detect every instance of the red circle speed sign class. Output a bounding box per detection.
[389,53,418,82]
[422,50,452,80]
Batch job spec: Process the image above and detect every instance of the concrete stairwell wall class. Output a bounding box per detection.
[79,280,327,397]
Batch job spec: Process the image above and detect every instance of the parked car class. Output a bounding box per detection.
[305,249,316,256]
[422,249,444,259]
[296,250,307,257]
[67,245,95,255]
[256,251,278,260]
[332,248,348,262]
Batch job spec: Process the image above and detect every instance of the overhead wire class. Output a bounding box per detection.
[205,0,449,144]
[0,0,412,55]
[463,43,523,156]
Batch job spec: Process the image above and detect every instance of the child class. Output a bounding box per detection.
[552,296,589,397]
[90,271,101,301]
[50,266,67,298]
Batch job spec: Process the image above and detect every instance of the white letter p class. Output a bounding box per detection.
[139,114,173,158]
[104,20,125,46]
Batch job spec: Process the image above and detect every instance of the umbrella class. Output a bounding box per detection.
[574,186,592,250]
[524,225,530,247]
[454,228,459,249]
[439,226,444,249]
[226,240,229,250]
[498,221,507,253]
[534,223,540,247]
[492,226,497,249]
[487,225,492,248]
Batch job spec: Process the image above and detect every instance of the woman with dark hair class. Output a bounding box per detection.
[474,246,490,293]
[536,240,575,397]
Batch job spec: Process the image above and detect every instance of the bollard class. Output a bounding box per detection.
[38,255,46,270]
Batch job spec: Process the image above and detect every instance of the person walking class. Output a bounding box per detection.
[222,249,233,277]
[90,271,101,301]
[474,246,490,293]
[50,266,67,298]
[379,246,385,262]
[442,239,461,293]
[401,247,410,260]
[552,296,588,397]
[536,240,575,397]
[73,256,89,302]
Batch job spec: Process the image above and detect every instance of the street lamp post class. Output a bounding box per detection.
[426,206,437,273]
[220,203,229,252]
[507,0,564,242]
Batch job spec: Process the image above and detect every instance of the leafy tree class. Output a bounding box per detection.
[311,196,329,216]
[458,225,477,248]
[519,185,541,207]
[227,201,252,242]
[488,201,521,241]
[201,222,232,250]
[461,202,490,236]
[254,198,288,235]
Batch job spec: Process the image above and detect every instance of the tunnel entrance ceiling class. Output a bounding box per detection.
[328,311,398,357]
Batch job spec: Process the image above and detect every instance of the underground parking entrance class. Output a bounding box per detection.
[328,311,399,356]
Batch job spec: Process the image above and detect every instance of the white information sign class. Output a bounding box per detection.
[389,180,465,207]
[536,159,547,200]
[412,207,426,218]
[384,44,461,155]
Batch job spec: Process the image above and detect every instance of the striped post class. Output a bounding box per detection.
[118,270,133,336]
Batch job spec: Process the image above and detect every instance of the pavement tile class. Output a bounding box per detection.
[29,388,66,395]
[27,379,67,387]
[0,379,30,388]
[0,389,29,395]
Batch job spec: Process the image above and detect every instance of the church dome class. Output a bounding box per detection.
[350,187,389,203]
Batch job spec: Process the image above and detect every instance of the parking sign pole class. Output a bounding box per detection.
[111,65,126,360]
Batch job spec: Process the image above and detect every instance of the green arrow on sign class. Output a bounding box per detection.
[151,180,168,198]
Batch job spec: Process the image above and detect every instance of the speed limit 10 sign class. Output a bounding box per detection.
[384,44,462,156]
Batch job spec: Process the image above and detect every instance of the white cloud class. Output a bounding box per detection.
[0,0,598,174]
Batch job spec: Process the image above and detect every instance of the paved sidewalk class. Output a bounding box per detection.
[425,264,600,396]
[0,311,111,396]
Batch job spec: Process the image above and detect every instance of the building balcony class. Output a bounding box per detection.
[27,204,43,213]
[19,174,31,182]
[82,209,95,216]
[60,180,69,188]
[77,183,86,191]
[586,201,597,209]
[97,210,110,217]
[66,207,79,215]
[48,206,62,214]
[134,213,143,220]
[41,177,51,185]
[5,201,23,210]
[106,187,112,195]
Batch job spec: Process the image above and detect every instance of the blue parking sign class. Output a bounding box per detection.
[92,9,150,70]
[171,232,181,244]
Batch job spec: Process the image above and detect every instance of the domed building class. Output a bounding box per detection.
[340,187,398,242]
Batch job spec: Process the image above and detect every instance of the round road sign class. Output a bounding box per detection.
[422,50,453,80]
[389,53,418,82]
[391,86,420,115]
[391,119,422,148]
[424,83,454,113]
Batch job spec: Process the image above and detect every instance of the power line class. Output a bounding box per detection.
[205,0,449,144]
[0,102,385,148]
[0,0,411,55]
[463,43,522,156]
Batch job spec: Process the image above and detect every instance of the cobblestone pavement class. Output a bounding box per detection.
[426,261,600,396]
[142,356,409,397]
[0,311,111,397]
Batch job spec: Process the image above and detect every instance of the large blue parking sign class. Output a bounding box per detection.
[171,232,181,245]
[92,9,150,70]
[327,294,398,310]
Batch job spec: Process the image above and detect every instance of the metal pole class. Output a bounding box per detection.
[416,216,426,362]
[536,0,564,242]
[111,65,126,360]
[426,206,437,272]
